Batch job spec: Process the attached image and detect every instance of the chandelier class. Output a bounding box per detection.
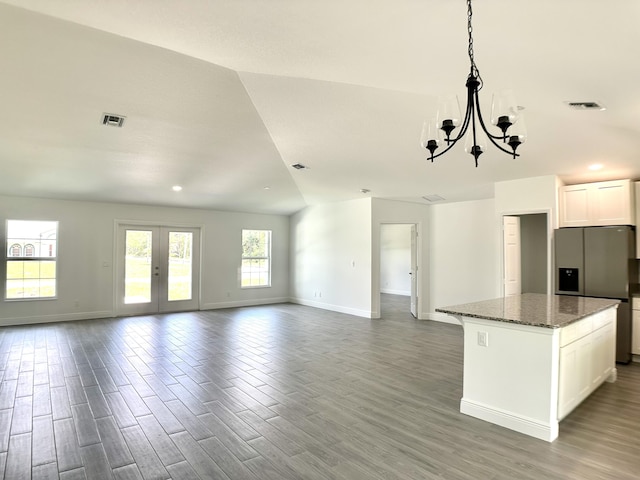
[420,0,526,167]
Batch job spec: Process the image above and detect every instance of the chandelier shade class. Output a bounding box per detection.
[422,0,526,167]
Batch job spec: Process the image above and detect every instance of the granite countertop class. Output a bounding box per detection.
[436,293,620,328]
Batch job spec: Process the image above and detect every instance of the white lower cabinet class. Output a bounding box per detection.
[558,312,616,420]
[632,299,640,356]
[591,320,615,386]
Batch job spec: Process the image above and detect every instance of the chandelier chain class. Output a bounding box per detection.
[467,0,481,85]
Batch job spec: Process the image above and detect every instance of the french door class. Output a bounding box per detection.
[116,224,200,316]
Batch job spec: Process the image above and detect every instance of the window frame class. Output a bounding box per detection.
[4,219,58,301]
[240,229,272,288]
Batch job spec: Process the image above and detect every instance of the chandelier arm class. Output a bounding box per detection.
[475,101,509,141]
[474,92,520,157]
[470,93,480,167]
[426,75,478,161]
[427,82,475,160]
[426,125,465,160]
[447,76,476,144]
[426,143,457,161]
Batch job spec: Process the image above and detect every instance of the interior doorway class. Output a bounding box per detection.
[380,223,418,318]
[116,224,201,316]
[502,213,549,296]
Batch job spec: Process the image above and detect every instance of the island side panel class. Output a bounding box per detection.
[459,316,561,442]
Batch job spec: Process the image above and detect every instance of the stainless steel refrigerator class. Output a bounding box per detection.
[555,226,636,363]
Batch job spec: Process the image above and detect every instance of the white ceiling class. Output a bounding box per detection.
[1,0,640,215]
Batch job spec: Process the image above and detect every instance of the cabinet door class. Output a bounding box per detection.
[576,336,592,398]
[558,333,594,420]
[560,179,635,228]
[558,342,578,420]
[636,182,640,257]
[591,321,614,386]
[560,184,591,227]
[558,337,592,419]
[591,180,632,226]
[632,309,640,355]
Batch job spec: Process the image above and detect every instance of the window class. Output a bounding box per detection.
[241,229,271,287]
[9,244,21,256]
[5,220,58,299]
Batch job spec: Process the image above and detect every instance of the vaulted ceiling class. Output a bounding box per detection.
[1,0,639,214]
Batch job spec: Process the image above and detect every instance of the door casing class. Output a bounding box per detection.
[115,223,201,316]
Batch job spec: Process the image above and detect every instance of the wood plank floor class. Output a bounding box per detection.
[1,294,639,479]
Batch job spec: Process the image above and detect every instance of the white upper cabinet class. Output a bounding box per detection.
[559,179,635,227]
[561,184,590,227]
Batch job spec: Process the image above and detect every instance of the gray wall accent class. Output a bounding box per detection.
[520,213,548,294]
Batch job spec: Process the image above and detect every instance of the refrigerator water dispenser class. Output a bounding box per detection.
[558,267,580,293]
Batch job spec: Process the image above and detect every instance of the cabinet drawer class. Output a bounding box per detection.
[632,297,640,310]
[560,316,594,347]
[560,323,579,347]
[592,309,614,330]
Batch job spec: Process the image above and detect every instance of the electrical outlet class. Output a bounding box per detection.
[477,331,488,347]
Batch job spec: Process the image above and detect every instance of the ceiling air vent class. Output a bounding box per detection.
[422,194,445,202]
[566,101,605,111]
[291,163,307,170]
[102,113,126,127]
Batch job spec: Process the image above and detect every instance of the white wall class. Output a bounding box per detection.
[380,224,412,295]
[495,175,560,228]
[289,198,373,317]
[372,199,430,318]
[495,175,558,296]
[429,198,499,323]
[0,195,290,325]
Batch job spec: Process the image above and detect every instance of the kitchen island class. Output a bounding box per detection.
[437,293,619,442]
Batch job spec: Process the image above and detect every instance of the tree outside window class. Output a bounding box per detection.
[241,230,271,287]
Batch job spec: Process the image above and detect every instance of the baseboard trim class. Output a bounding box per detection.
[0,310,113,326]
[200,297,289,310]
[289,298,372,318]
[380,289,410,296]
[460,398,558,442]
[424,312,462,325]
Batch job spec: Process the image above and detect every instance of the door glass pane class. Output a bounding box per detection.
[168,231,192,301]
[125,230,152,304]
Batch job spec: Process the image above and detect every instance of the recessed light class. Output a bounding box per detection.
[264,186,271,190]
[588,164,603,171]
[172,185,183,192]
